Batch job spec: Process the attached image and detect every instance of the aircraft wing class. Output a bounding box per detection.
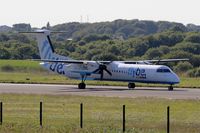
[32,58,189,65]
[143,58,189,64]
[123,58,189,64]
[70,70,94,75]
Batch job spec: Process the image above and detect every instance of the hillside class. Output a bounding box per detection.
[1,19,200,40]
[0,19,200,77]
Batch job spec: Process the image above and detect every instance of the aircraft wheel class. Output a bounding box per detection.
[128,83,135,90]
[168,86,173,91]
[78,83,86,89]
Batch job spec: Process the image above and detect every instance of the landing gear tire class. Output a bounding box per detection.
[168,86,173,91]
[78,83,86,89]
[128,83,135,90]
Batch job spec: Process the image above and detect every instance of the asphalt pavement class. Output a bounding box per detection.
[0,83,199,99]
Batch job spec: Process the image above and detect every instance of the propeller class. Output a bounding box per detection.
[93,63,112,80]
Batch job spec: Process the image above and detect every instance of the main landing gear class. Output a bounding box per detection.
[78,82,86,89]
[128,83,135,90]
[78,75,87,89]
[128,83,174,91]
[168,85,174,91]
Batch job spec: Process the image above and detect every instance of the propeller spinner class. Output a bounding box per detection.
[93,63,112,80]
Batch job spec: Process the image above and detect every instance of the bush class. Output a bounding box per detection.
[92,53,119,61]
[185,34,200,43]
[0,48,11,59]
[174,62,193,72]
[195,68,200,77]
[1,65,15,72]
[186,67,200,77]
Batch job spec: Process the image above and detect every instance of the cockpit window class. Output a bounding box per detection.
[157,68,171,73]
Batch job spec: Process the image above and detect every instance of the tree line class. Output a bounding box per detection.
[0,20,200,77]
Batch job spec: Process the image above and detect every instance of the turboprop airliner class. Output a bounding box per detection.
[21,30,188,91]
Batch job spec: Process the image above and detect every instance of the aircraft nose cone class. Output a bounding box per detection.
[174,74,180,84]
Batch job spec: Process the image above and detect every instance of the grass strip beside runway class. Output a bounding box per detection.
[0,94,199,133]
[0,60,200,88]
[0,72,200,88]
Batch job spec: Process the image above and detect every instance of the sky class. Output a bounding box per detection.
[1,0,200,27]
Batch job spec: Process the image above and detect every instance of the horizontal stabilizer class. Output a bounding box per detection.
[19,31,67,34]
[31,59,111,64]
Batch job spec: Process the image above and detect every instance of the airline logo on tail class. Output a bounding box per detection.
[41,40,53,59]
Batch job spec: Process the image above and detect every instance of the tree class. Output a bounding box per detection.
[10,34,30,43]
[0,48,10,59]
[0,34,9,42]
[83,34,110,43]
[46,22,51,30]
[92,53,119,61]
[187,67,200,77]
[170,25,187,32]
[158,46,170,54]
[163,51,192,59]
[185,34,200,43]
[174,62,193,72]
[12,23,31,31]
[16,45,36,59]
[144,48,163,59]
[133,41,148,56]
[107,45,120,55]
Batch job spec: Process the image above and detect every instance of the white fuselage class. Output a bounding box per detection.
[41,61,180,85]
[22,29,182,89]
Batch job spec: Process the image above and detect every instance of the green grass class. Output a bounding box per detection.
[0,94,199,133]
[0,72,200,88]
[0,60,200,88]
[178,77,200,88]
[0,60,38,67]
[0,60,45,72]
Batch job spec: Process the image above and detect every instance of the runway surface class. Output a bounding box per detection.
[0,83,200,99]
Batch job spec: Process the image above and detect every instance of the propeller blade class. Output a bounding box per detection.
[105,68,112,76]
[93,69,100,74]
[100,70,104,80]
[93,64,112,80]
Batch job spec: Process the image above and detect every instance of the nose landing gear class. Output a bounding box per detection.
[168,85,173,91]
